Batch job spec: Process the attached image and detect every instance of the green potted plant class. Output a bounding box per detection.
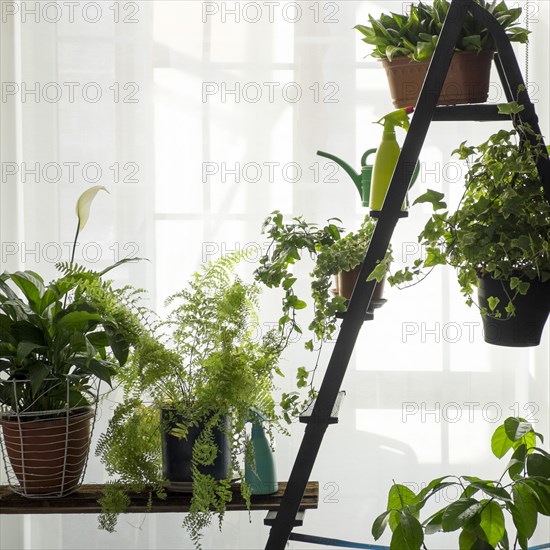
[389,102,550,346]
[355,0,528,108]
[256,212,391,349]
[255,212,391,417]
[96,254,290,548]
[0,187,136,497]
[372,417,550,550]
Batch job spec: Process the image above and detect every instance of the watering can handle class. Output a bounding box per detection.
[361,149,377,168]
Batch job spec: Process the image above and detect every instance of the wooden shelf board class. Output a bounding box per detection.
[0,482,318,515]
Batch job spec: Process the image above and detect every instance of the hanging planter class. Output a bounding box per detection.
[0,382,98,498]
[381,51,494,108]
[478,276,550,347]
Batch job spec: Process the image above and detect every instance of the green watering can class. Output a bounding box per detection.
[317,148,420,209]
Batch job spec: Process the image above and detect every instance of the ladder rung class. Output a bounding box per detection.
[264,510,305,527]
[432,104,510,121]
[299,391,346,425]
[370,210,409,219]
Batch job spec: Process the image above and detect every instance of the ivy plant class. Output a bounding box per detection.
[373,417,550,550]
[355,0,528,62]
[255,213,391,418]
[389,101,550,318]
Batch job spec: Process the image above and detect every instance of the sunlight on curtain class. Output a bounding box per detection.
[0,1,548,549]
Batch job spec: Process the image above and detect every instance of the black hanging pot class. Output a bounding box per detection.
[160,409,231,488]
[478,276,550,347]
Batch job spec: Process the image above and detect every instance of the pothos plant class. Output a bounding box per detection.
[255,212,391,418]
[373,417,550,550]
[389,100,550,319]
[96,253,290,548]
[355,0,528,62]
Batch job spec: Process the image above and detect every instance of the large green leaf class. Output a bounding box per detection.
[505,418,534,442]
[442,499,484,532]
[491,424,514,458]
[388,484,417,511]
[511,484,538,549]
[527,453,550,478]
[27,360,51,394]
[56,310,103,330]
[390,511,423,550]
[11,321,46,346]
[479,500,505,547]
[9,271,45,309]
[372,509,392,540]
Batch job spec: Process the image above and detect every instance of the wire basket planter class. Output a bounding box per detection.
[0,377,100,498]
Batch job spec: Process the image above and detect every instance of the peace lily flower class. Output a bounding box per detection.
[70,186,109,263]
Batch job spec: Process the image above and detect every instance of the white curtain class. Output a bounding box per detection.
[0,1,548,548]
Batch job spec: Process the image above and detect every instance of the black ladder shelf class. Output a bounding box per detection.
[264,0,550,548]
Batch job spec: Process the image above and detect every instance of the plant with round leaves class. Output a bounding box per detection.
[373,417,550,550]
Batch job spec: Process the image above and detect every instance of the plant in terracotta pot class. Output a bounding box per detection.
[96,254,290,548]
[389,102,550,346]
[0,188,138,497]
[255,212,391,416]
[372,417,550,550]
[355,0,529,108]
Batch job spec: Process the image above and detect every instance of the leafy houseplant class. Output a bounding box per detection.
[355,0,529,108]
[372,417,550,550]
[97,254,289,548]
[390,106,550,346]
[0,187,137,497]
[255,213,391,417]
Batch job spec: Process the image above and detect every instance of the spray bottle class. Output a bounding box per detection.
[244,410,278,495]
[369,106,415,211]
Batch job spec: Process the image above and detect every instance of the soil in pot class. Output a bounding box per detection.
[382,50,494,108]
[161,409,231,489]
[478,276,550,347]
[336,265,386,304]
[0,407,94,497]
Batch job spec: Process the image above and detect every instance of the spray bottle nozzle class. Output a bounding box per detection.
[375,107,415,133]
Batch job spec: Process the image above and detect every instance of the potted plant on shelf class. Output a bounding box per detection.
[96,254,290,548]
[256,212,391,349]
[355,0,528,108]
[0,187,137,497]
[255,212,391,415]
[372,417,550,550]
[389,102,550,346]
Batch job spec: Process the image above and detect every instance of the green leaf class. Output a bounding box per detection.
[388,484,416,511]
[413,189,447,210]
[470,482,512,503]
[526,453,550,478]
[9,271,45,308]
[57,310,103,330]
[511,484,538,549]
[492,424,514,458]
[505,418,534,442]
[27,361,50,394]
[487,296,500,311]
[390,511,423,550]
[479,500,505,547]
[372,509,392,540]
[423,507,446,534]
[497,101,525,116]
[16,341,46,362]
[442,499,483,532]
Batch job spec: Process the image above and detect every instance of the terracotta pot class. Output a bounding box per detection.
[478,276,550,347]
[336,265,386,303]
[0,408,94,497]
[381,50,494,108]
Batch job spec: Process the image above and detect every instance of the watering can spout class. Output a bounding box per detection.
[317,149,377,207]
[317,150,363,198]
